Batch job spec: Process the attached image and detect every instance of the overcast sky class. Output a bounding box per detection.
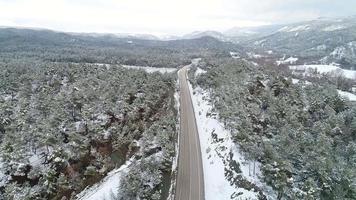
[0,0,355,35]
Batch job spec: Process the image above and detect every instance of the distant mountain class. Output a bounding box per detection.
[0,27,243,67]
[244,16,356,69]
[69,32,160,40]
[224,24,286,42]
[182,30,229,41]
[116,33,160,40]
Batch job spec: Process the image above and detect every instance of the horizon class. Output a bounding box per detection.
[1,0,356,36]
[1,14,355,38]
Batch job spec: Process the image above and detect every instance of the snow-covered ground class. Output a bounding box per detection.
[290,64,356,79]
[279,25,310,32]
[0,159,5,188]
[323,25,346,32]
[338,90,356,101]
[167,82,181,200]
[195,67,207,77]
[230,52,240,59]
[330,47,347,60]
[247,52,263,59]
[188,82,274,199]
[277,57,298,65]
[291,78,311,85]
[191,58,202,66]
[121,65,177,73]
[76,159,132,200]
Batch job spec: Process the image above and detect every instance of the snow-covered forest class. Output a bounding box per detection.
[0,28,240,68]
[1,22,356,199]
[0,61,177,199]
[0,27,242,200]
[190,57,356,199]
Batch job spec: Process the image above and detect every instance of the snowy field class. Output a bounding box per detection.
[122,65,177,73]
[188,79,272,199]
[76,159,132,200]
[290,64,356,79]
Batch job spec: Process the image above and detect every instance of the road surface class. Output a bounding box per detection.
[175,65,205,200]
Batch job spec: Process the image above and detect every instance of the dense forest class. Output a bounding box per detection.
[0,28,242,68]
[0,28,245,200]
[192,58,356,199]
[1,26,356,200]
[0,60,177,199]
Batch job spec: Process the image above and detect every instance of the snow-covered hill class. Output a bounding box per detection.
[245,16,356,69]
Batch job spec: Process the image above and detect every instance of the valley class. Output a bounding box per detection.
[1,14,356,200]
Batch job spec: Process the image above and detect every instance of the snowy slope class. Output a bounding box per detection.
[290,64,356,79]
[76,159,132,200]
[338,90,356,101]
[187,83,275,199]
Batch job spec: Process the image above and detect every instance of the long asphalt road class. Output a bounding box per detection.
[175,65,205,200]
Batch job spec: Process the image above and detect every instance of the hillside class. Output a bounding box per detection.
[189,56,356,200]
[0,61,178,199]
[0,28,243,68]
[243,16,356,69]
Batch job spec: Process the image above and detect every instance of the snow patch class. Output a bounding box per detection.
[338,90,356,101]
[188,84,268,200]
[323,25,346,32]
[277,57,298,65]
[191,58,202,66]
[254,39,266,46]
[280,25,310,32]
[0,159,5,187]
[122,65,177,73]
[167,87,180,200]
[195,68,207,77]
[292,79,300,84]
[230,51,240,59]
[330,46,346,59]
[247,52,263,59]
[316,44,327,51]
[278,26,289,32]
[28,155,42,167]
[290,65,356,79]
[76,159,132,200]
[291,78,312,85]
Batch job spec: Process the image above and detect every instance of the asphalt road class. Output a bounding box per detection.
[175,65,205,200]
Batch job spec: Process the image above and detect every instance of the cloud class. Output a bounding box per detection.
[0,0,355,34]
